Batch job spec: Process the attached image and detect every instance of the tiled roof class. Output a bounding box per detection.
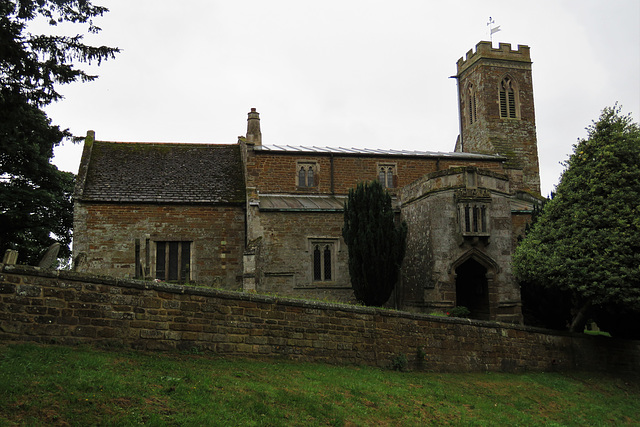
[77,141,245,204]
[255,144,502,159]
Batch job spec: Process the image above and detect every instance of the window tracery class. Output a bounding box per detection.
[499,76,518,119]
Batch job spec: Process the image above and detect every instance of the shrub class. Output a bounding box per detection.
[448,306,471,318]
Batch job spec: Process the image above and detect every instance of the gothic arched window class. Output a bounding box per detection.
[306,167,314,187]
[297,162,318,188]
[312,242,334,282]
[378,165,396,188]
[298,166,307,187]
[499,77,517,119]
[467,84,477,124]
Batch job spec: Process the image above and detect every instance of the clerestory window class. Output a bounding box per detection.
[378,164,396,189]
[297,162,317,188]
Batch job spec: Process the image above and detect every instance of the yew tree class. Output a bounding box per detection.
[0,0,118,264]
[513,106,640,336]
[342,180,407,306]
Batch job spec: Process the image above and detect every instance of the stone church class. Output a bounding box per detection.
[73,41,542,323]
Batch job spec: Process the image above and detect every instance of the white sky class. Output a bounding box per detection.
[46,0,640,197]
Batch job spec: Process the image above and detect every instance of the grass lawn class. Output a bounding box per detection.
[0,343,638,426]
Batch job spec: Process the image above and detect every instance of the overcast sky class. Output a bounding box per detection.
[45,0,640,197]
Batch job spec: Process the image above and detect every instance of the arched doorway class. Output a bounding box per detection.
[455,258,490,320]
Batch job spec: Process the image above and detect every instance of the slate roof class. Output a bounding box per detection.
[76,141,245,204]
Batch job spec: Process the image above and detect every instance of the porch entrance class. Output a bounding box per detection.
[455,258,490,320]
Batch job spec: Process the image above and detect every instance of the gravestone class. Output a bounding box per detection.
[2,249,18,265]
[73,252,87,271]
[38,243,60,269]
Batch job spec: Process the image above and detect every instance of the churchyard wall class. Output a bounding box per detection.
[1,264,638,373]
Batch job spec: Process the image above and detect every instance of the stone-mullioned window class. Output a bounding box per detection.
[460,203,488,235]
[156,241,191,283]
[378,164,397,189]
[313,243,332,281]
[297,162,318,188]
[456,187,491,237]
[309,239,337,282]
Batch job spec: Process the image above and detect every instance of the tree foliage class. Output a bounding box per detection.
[513,105,640,335]
[342,180,407,306]
[1,0,119,106]
[1,0,118,264]
[517,195,575,330]
[0,94,75,264]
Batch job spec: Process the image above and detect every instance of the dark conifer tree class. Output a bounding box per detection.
[0,0,118,264]
[342,180,407,306]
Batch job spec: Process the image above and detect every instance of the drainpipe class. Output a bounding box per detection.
[450,75,463,152]
[330,153,335,195]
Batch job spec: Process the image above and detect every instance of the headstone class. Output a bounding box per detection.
[72,252,87,271]
[38,243,60,269]
[2,249,18,265]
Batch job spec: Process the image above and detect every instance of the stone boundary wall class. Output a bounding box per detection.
[1,264,638,373]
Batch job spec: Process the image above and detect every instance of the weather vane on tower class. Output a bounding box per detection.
[487,17,501,43]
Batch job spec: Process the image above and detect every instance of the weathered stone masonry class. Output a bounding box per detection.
[72,42,549,322]
[73,203,245,287]
[2,264,638,373]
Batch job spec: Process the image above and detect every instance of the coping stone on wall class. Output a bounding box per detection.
[1,262,573,339]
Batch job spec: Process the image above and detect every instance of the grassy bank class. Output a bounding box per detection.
[1,343,638,426]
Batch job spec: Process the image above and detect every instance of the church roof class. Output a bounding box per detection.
[257,194,401,211]
[255,144,502,159]
[75,141,245,204]
[258,194,347,211]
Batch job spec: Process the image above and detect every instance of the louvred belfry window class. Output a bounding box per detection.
[468,84,477,124]
[499,77,517,119]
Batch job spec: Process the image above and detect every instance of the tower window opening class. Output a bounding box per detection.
[499,77,517,119]
[467,85,477,125]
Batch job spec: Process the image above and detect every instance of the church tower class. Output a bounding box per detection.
[455,41,540,194]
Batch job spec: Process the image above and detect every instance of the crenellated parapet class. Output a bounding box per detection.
[457,41,531,75]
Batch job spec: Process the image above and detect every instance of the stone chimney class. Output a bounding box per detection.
[246,108,262,145]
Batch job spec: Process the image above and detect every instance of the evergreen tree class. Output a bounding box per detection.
[513,105,640,336]
[1,93,75,264]
[517,194,574,330]
[1,0,119,106]
[342,180,407,306]
[0,0,118,264]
